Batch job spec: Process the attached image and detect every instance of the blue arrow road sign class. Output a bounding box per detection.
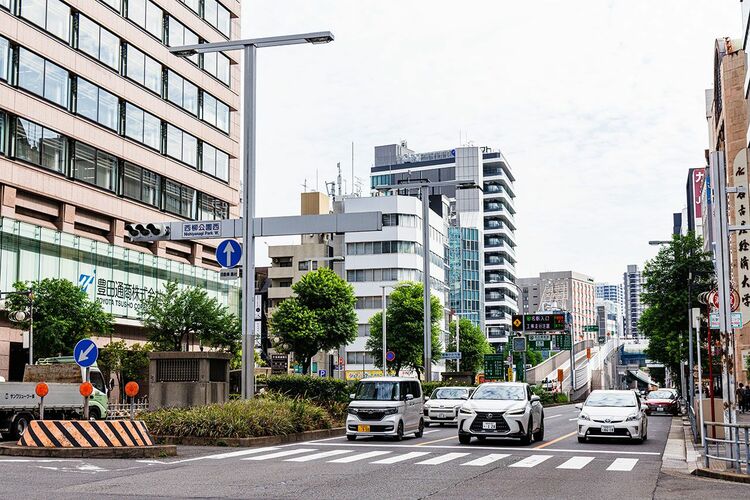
[74,339,98,368]
[216,239,242,268]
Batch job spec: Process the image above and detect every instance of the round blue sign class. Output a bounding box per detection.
[216,239,242,268]
[385,351,396,362]
[73,339,99,368]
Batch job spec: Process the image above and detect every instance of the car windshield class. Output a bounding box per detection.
[472,385,525,401]
[431,388,469,399]
[586,393,636,407]
[354,381,400,401]
[647,390,673,399]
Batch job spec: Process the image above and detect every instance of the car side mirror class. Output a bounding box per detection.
[406,394,414,401]
[460,395,469,400]
[574,403,583,410]
[349,393,356,399]
[424,396,430,401]
[530,395,541,403]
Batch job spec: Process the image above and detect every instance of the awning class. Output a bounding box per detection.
[628,369,656,386]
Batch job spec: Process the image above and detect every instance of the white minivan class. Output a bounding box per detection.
[346,377,424,441]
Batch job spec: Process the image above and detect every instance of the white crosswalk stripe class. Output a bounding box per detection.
[556,456,595,470]
[329,451,392,463]
[509,454,553,468]
[285,450,352,462]
[206,447,280,460]
[606,458,638,471]
[416,452,470,465]
[242,449,317,461]
[371,452,431,464]
[461,453,510,466]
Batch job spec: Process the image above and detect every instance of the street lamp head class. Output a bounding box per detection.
[648,240,671,246]
[305,34,334,44]
[170,48,198,57]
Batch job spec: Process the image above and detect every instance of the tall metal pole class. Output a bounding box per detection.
[695,308,705,446]
[421,185,432,382]
[241,45,257,399]
[382,286,387,376]
[687,267,695,419]
[28,294,33,365]
[455,314,460,373]
[569,321,575,399]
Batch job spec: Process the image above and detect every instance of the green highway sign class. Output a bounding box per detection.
[583,325,599,332]
[484,354,505,380]
[557,333,572,350]
[512,313,568,332]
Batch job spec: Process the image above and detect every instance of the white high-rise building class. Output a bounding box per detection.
[596,283,625,338]
[623,265,645,338]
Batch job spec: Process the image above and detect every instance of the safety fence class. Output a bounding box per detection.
[106,399,149,420]
[702,421,750,474]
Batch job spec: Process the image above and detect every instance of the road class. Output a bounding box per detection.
[1,405,748,499]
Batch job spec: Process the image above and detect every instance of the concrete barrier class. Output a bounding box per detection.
[18,420,154,448]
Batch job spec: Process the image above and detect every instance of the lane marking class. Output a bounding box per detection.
[568,418,578,421]
[307,441,661,455]
[328,451,392,463]
[556,456,595,469]
[422,430,441,435]
[534,431,577,449]
[285,450,351,462]
[417,436,457,446]
[461,453,510,466]
[206,447,280,460]
[509,454,553,468]
[607,458,638,471]
[0,459,77,463]
[371,451,430,464]
[243,449,317,461]
[416,452,470,465]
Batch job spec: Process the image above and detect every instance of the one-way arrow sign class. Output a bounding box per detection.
[73,339,99,368]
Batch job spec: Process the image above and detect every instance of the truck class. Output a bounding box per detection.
[0,357,109,439]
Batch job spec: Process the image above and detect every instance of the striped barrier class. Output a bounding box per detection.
[17,420,155,448]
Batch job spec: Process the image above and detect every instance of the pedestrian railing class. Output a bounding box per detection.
[106,400,149,420]
[702,421,750,474]
[687,403,699,443]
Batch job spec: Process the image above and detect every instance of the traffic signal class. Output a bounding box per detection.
[124,222,171,242]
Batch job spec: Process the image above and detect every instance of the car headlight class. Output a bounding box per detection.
[579,413,590,421]
[459,407,474,415]
[383,408,399,415]
[625,413,639,422]
[506,407,526,415]
[347,407,359,415]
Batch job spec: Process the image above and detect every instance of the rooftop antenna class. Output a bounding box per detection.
[301,178,308,192]
[316,169,319,192]
[336,162,342,198]
[351,142,355,195]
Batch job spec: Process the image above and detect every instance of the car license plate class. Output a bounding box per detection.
[601,425,615,433]
[657,407,664,412]
[482,422,496,430]
[438,413,449,419]
[357,425,370,432]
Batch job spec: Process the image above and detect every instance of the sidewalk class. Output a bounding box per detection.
[680,411,750,483]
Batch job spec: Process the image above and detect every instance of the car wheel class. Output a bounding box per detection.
[415,419,424,438]
[533,414,545,442]
[520,417,533,445]
[347,434,357,441]
[394,421,404,441]
[11,414,31,440]
[424,422,431,427]
[458,434,472,445]
[577,436,587,443]
[642,428,647,441]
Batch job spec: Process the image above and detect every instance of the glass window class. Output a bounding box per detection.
[215,149,228,181]
[165,124,197,168]
[166,70,198,115]
[204,0,217,26]
[144,55,162,94]
[17,48,45,98]
[216,100,229,133]
[75,78,118,130]
[0,113,5,156]
[20,0,70,42]
[124,162,161,207]
[0,36,9,81]
[100,0,120,11]
[201,92,230,133]
[201,143,229,181]
[14,118,42,165]
[96,150,117,191]
[43,60,69,107]
[166,124,181,159]
[124,103,160,149]
[142,169,161,206]
[183,80,198,115]
[180,184,195,218]
[123,162,141,200]
[0,0,10,9]
[40,127,66,173]
[184,0,200,14]
[127,0,162,39]
[77,15,120,70]
[126,43,163,94]
[167,17,199,65]
[73,142,96,184]
[203,50,230,86]
[217,5,230,37]
[198,193,228,220]
[182,133,197,167]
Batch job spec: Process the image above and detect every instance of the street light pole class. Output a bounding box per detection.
[170,31,334,399]
[382,285,387,376]
[421,185,432,382]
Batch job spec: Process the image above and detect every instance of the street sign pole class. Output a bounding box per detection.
[83,366,90,420]
[382,285,387,376]
[569,322,575,400]
[421,185,431,382]
[455,314,460,373]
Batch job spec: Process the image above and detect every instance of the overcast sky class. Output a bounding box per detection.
[242,0,741,284]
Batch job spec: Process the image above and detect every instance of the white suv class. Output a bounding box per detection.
[346,377,424,441]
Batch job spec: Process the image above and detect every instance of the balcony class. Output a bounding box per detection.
[484,202,502,213]
[484,219,503,230]
[484,184,502,194]
[485,237,503,248]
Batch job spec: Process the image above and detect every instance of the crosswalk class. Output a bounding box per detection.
[226,447,640,472]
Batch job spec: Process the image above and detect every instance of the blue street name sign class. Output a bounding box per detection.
[216,239,242,268]
[74,338,98,368]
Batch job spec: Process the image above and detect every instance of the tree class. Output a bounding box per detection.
[5,278,113,361]
[98,340,151,401]
[138,281,240,354]
[639,232,714,377]
[366,282,443,377]
[270,268,357,374]
[444,318,492,375]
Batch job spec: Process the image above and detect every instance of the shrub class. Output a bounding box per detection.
[265,375,353,403]
[530,385,569,405]
[140,394,332,438]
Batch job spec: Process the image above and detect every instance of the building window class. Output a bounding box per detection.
[124,103,161,150]
[124,44,162,94]
[72,142,117,192]
[0,36,8,81]
[202,51,230,86]
[167,16,199,65]
[164,179,195,218]
[126,0,163,40]
[298,261,309,271]
[1,0,10,9]
[122,162,161,207]
[201,143,229,181]
[201,92,230,133]
[165,124,198,168]
[198,193,228,220]
[75,78,119,131]
[14,117,67,173]
[99,0,121,12]
[0,112,6,156]
[19,0,71,42]
[76,14,120,70]
[166,70,198,116]
[17,48,69,108]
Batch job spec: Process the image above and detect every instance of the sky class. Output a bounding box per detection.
[242,0,741,284]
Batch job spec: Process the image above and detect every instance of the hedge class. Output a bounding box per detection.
[530,385,569,405]
[140,395,332,438]
[263,375,353,403]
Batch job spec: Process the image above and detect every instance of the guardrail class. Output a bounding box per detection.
[702,421,750,474]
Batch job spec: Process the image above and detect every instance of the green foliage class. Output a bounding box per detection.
[264,374,353,403]
[497,342,543,371]
[270,268,357,374]
[98,341,151,400]
[138,281,240,354]
[140,394,332,438]
[639,232,714,376]
[5,278,113,361]
[365,282,443,377]
[445,318,493,375]
[530,385,569,405]
[230,349,265,370]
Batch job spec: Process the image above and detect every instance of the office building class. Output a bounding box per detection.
[596,299,621,339]
[0,0,241,379]
[623,265,644,338]
[371,141,517,345]
[596,282,625,337]
[448,226,481,326]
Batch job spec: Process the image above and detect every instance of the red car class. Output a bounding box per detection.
[644,389,679,415]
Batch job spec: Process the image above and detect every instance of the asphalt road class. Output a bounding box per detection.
[1,405,747,499]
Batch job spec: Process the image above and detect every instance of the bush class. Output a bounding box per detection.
[140,394,332,438]
[530,385,569,405]
[264,375,353,403]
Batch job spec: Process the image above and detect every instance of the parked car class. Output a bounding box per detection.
[644,389,680,415]
[457,382,544,445]
[424,387,474,426]
[346,377,424,441]
[576,390,647,443]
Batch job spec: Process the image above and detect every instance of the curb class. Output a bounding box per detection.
[661,416,689,474]
[0,442,177,458]
[154,427,346,447]
[694,467,750,484]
